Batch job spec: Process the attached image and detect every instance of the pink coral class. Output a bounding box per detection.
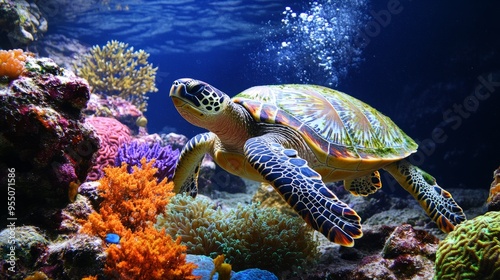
[85,117,131,181]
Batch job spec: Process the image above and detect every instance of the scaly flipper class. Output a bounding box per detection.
[173,132,216,197]
[384,159,466,232]
[344,171,382,196]
[244,136,362,246]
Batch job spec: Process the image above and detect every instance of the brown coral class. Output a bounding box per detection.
[0,49,28,79]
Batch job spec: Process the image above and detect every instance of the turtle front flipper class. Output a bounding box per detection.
[173,132,216,197]
[384,159,466,232]
[244,136,362,246]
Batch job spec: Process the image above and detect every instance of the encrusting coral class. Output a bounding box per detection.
[157,194,318,274]
[434,211,500,280]
[77,40,158,112]
[0,49,29,79]
[80,158,197,279]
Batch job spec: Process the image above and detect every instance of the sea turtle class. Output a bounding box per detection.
[169,78,466,246]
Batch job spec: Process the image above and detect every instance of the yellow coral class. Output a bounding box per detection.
[77,40,158,111]
[210,255,232,280]
[0,49,28,79]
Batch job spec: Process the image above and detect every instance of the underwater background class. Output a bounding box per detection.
[1,0,500,279]
[32,0,499,191]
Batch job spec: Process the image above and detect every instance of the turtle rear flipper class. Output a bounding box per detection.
[384,159,466,232]
[244,136,362,246]
[344,171,382,196]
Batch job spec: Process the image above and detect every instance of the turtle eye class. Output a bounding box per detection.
[187,83,205,96]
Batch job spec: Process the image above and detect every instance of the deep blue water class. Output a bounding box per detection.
[43,0,500,191]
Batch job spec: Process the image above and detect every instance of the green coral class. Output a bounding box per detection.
[434,211,500,280]
[156,194,318,274]
[77,40,158,112]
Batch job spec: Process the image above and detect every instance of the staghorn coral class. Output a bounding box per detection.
[0,49,28,79]
[115,141,180,182]
[434,211,500,280]
[85,116,132,181]
[157,194,318,274]
[77,40,158,111]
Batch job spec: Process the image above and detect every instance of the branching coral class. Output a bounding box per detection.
[80,158,196,279]
[77,40,158,111]
[434,211,500,280]
[81,158,174,235]
[157,194,318,274]
[105,227,197,280]
[115,141,180,182]
[0,49,28,79]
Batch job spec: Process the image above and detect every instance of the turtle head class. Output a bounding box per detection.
[170,78,230,127]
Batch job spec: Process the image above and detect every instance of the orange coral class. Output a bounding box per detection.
[106,226,198,280]
[80,158,197,279]
[0,49,28,79]
[81,158,174,236]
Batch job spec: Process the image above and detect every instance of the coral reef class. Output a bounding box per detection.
[115,141,180,182]
[76,40,158,112]
[0,49,28,79]
[0,226,49,279]
[161,132,189,150]
[487,166,500,211]
[83,93,146,135]
[435,211,500,280]
[80,159,196,279]
[0,55,99,228]
[157,194,318,274]
[84,117,131,181]
[37,234,106,279]
[0,1,47,48]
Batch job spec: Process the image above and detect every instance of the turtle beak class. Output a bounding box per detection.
[170,79,206,119]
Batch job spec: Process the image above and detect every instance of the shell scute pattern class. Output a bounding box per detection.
[234,84,417,161]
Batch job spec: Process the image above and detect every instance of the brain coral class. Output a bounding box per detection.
[434,211,500,280]
[77,40,158,112]
[157,194,318,274]
[85,117,131,181]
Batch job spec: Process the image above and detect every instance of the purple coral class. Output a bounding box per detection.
[115,141,180,181]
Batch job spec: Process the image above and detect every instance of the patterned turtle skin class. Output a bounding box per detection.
[169,78,466,246]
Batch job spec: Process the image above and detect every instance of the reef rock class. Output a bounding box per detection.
[0,56,99,229]
[0,1,48,48]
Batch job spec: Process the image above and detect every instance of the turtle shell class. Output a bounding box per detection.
[233,84,417,171]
